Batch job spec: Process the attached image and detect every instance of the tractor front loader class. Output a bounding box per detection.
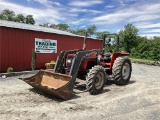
[20,33,132,100]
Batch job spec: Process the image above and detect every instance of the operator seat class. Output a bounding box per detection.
[101,52,112,62]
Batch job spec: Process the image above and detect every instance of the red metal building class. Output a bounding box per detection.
[0,20,102,72]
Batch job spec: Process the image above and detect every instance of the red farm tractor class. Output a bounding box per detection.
[21,33,132,100]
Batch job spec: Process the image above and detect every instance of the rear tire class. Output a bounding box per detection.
[86,65,106,95]
[112,57,132,85]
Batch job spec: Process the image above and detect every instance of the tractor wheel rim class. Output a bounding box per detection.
[95,72,104,89]
[122,63,130,80]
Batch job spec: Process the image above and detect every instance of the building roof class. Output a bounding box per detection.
[0,20,100,40]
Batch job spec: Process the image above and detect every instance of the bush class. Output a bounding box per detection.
[7,67,13,73]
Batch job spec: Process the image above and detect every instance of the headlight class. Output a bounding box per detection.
[67,59,72,63]
[67,55,74,67]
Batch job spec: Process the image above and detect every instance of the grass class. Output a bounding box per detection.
[130,58,160,64]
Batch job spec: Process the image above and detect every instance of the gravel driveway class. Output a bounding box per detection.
[0,63,160,120]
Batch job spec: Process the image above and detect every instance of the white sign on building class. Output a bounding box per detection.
[35,38,57,53]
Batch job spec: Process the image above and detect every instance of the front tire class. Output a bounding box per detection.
[112,57,132,85]
[86,65,106,95]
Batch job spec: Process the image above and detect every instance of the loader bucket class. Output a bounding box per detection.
[19,70,74,100]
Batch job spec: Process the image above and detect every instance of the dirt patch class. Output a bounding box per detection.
[0,63,160,120]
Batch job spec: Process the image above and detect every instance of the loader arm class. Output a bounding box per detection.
[64,49,101,91]
[54,51,66,73]
[70,50,101,76]
[54,49,83,73]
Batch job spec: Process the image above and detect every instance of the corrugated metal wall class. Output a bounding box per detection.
[0,27,102,72]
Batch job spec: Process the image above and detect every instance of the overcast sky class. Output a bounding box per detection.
[0,0,160,38]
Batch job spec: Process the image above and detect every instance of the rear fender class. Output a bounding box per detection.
[110,52,129,70]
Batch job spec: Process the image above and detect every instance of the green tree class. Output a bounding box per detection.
[95,31,110,39]
[57,24,69,31]
[119,23,139,53]
[68,29,77,34]
[40,23,50,27]
[87,25,96,37]
[130,35,160,61]
[15,14,25,23]
[0,9,36,24]
[26,15,35,24]
[0,14,3,19]
[0,9,15,21]
[151,37,160,61]
[49,24,69,31]
[49,24,57,29]
[75,29,87,36]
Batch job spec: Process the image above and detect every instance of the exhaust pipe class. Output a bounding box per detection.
[82,32,88,51]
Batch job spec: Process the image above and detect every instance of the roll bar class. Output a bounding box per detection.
[103,34,120,52]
